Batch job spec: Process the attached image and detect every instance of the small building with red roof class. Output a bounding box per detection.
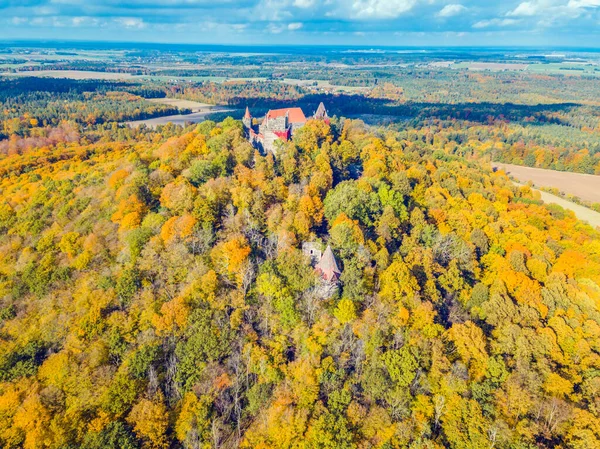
[315,245,342,283]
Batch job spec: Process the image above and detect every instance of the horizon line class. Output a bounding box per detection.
[2,39,600,51]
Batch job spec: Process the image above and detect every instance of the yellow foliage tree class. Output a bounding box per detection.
[111,195,146,231]
[334,298,357,324]
[160,214,198,244]
[210,236,251,284]
[447,321,489,381]
[127,395,170,449]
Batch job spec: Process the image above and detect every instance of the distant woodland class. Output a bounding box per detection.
[0,78,177,140]
[2,76,598,174]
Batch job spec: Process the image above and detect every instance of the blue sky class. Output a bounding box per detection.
[1,0,600,46]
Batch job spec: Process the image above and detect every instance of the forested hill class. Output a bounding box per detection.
[0,117,599,449]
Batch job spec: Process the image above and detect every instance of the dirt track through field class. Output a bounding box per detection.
[516,183,600,229]
[493,163,600,203]
[493,163,600,228]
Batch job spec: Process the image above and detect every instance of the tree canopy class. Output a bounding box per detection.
[0,111,599,449]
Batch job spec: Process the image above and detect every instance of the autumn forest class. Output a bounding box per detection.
[0,45,600,449]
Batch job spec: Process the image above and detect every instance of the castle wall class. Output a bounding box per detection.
[262,131,280,155]
[290,122,304,132]
[260,116,288,134]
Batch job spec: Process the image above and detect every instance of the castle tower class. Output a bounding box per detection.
[242,106,252,133]
[313,102,329,121]
[315,245,341,283]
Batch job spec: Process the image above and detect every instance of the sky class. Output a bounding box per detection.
[1,0,600,47]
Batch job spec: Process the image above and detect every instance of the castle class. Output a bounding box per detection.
[243,102,329,155]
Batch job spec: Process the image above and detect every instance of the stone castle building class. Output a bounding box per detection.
[243,102,329,155]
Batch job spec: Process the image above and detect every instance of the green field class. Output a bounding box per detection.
[526,62,600,76]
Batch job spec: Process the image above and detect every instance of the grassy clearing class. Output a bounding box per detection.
[526,63,600,76]
[280,78,369,92]
[147,98,214,110]
[452,62,529,71]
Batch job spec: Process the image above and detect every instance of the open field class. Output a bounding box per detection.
[0,52,120,63]
[2,70,135,80]
[3,71,265,83]
[125,108,234,128]
[515,183,600,229]
[493,163,600,203]
[143,75,267,83]
[142,75,368,92]
[1,70,372,93]
[453,62,529,71]
[147,98,213,111]
[429,61,454,68]
[280,78,370,92]
[0,62,42,69]
[526,62,600,76]
[449,61,600,75]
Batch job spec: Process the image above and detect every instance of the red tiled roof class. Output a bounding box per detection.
[265,107,307,124]
[273,129,291,141]
[315,245,341,282]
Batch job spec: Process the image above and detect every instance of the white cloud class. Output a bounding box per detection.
[267,22,303,32]
[568,0,600,7]
[293,0,316,7]
[508,0,599,18]
[505,0,594,26]
[267,23,284,33]
[437,4,467,17]
[71,16,100,26]
[350,0,418,19]
[507,1,540,16]
[255,0,293,21]
[5,0,600,40]
[473,18,519,28]
[113,17,146,29]
[33,6,58,16]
